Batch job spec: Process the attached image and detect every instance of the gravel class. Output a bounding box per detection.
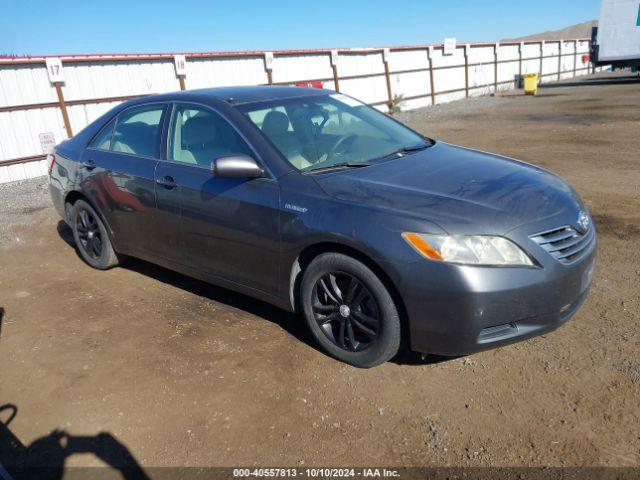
[0,176,51,246]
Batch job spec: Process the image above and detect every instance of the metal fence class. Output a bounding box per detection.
[0,39,594,183]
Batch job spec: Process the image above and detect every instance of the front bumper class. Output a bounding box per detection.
[384,229,597,356]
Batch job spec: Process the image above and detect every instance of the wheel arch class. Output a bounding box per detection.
[63,190,86,222]
[289,242,410,347]
[63,189,118,248]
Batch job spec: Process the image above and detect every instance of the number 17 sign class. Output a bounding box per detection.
[45,57,65,83]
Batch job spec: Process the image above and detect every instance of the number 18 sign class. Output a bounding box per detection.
[174,55,187,76]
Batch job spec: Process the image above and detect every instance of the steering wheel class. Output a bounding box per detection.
[326,134,358,163]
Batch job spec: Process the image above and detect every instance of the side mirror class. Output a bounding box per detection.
[211,154,263,178]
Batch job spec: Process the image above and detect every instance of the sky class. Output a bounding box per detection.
[1,0,600,56]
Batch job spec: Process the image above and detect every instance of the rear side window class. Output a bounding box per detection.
[89,118,116,150]
[111,105,165,158]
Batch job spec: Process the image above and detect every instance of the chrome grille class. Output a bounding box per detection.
[530,224,595,265]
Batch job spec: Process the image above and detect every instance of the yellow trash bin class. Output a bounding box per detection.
[524,73,538,95]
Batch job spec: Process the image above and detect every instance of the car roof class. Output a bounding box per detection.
[132,85,333,107]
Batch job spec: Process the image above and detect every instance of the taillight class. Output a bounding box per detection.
[47,153,56,174]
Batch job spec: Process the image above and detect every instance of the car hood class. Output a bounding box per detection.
[314,142,582,235]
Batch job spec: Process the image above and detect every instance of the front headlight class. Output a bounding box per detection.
[402,232,534,267]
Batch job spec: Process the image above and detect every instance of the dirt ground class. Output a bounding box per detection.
[1,72,639,474]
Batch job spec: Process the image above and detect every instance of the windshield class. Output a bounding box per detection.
[238,93,431,172]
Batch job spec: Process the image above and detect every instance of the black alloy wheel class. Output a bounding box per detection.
[76,206,103,259]
[71,199,121,270]
[312,272,380,352]
[301,253,402,368]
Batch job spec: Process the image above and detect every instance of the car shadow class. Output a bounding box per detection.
[56,220,75,247]
[0,307,4,340]
[56,220,317,353]
[542,74,639,89]
[0,403,149,480]
[392,350,456,366]
[56,220,454,366]
[123,257,317,350]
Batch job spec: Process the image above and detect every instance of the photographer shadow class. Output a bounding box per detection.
[0,404,149,480]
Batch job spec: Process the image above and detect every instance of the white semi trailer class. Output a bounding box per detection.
[591,0,640,67]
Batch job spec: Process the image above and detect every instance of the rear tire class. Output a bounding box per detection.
[300,253,401,368]
[71,199,121,270]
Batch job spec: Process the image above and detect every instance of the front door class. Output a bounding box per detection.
[162,104,281,297]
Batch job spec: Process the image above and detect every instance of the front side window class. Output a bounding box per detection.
[111,105,165,158]
[169,105,252,167]
[238,93,430,172]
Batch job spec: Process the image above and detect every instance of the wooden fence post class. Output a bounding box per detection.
[330,50,340,92]
[493,43,499,94]
[464,44,470,98]
[382,48,393,112]
[538,40,545,85]
[45,58,72,138]
[518,42,524,82]
[557,40,563,81]
[573,40,578,77]
[428,46,436,106]
[54,83,73,138]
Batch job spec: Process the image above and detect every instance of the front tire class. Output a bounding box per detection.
[71,199,121,270]
[300,253,401,368]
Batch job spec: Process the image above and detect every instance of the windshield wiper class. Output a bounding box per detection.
[373,143,430,162]
[304,162,372,174]
[304,143,430,174]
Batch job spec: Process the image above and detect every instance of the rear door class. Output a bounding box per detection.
[157,103,281,296]
[81,103,169,259]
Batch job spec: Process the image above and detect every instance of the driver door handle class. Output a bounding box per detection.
[156,176,177,189]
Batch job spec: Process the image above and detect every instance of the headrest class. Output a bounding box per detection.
[183,115,217,146]
[261,110,290,137]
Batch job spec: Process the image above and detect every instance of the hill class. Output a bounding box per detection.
[503,20,597,42]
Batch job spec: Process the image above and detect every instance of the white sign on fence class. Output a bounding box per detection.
[264,52,274,69]
[382,48,390,63]
[330,50,340,66]
[45,58,64,83]
[444,38,457,55]
[174,55,187,75]
[39,132,56,154]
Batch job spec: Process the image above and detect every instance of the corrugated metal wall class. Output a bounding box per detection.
[0,39,594,184]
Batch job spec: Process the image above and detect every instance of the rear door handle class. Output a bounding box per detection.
[156,176,177,189]
[81,160,96,170]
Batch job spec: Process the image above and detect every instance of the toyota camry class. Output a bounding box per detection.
[49,86,596,367]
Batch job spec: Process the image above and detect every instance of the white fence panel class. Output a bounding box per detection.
[0,64,56,107]
[339,51,388,105]
[63,60,179,100]
[272,53,333,84]
[0,38,599,183]
[541,42,560,82]
[468,45,496,96]
[0,159,47,183]
[187,56,267,89]
[0,107,65,160]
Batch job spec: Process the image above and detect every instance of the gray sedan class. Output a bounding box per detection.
[48,86,596,367]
